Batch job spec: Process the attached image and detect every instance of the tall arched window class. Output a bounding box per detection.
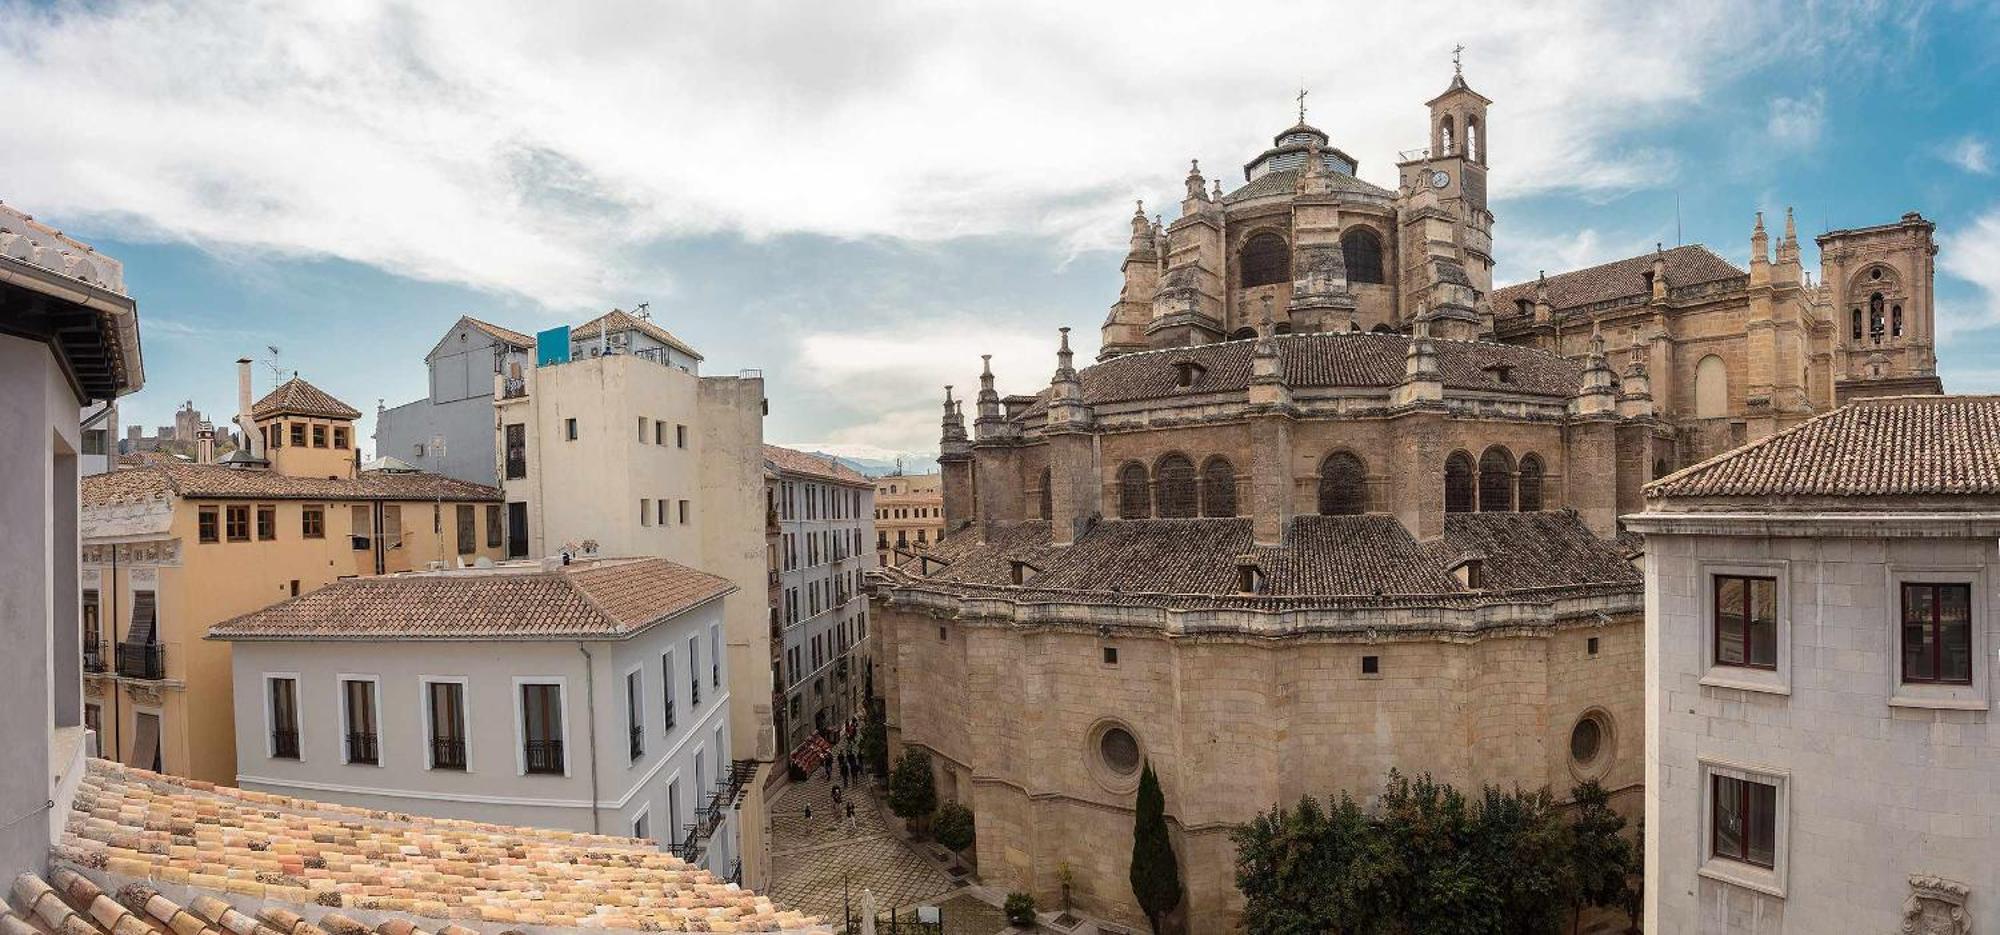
[1155,454,1198,518]
[1892,304,1903,337]
[1851,308,1863,341]
[1444,452,1476,514]
[1200,456,1237,517]
[1038,467,1053,521]
[1869,292,1886,339]
[1240,232,1290,288]
[1439,115,1456,156]
[1517,453,1545,512]
[1116,462,1150,519]
[1342,228,1385,285]
[1318,452,1368,515]
[1478,446,1515,512]
[1694,355,1728,419]
[1652,458,1669,480]
[1465,117,1481,164]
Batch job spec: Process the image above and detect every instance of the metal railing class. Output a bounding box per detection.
[431,737,467,770]
[501,376,528,399]
[271,729,300,759]
[346,731,379,765]
[524,739,565,774]
[83,641,109,674]
[629,724,645,761]
[115,642,166,680]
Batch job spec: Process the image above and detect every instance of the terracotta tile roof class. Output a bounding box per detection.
[895,511,1635,608]
[1490,245,1745,316]
[83,462,500,506]
[571,309,703,361]
[208,557,735,641]
[762,446,870,486]
[462,317,533,349]
[1646,395,2000,500]
[253,378,363,420]
[18,759,822,933]
[1019,332,1579,420]
[1223,167,1395,202]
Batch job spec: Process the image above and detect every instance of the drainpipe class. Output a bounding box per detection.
[110,543,122,762]
[578,644,600,834]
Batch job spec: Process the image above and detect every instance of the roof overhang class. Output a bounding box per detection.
[0,255,143,401]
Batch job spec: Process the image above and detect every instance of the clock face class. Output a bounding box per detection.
[1430,170,1450,189]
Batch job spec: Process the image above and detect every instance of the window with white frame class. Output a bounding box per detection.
[1698,759,1788,897]
[339,677,380,765]
[661,650,677,731]
[426,679,467,770]
[1699,563,1791,695]
[267,675,300,760]
[626,668,645,761]
[520,680,566,775]
[632,807,650,840]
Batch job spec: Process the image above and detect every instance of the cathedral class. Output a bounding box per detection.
[867,66,1944,932]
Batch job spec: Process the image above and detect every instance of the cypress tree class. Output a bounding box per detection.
[1129,761,1182,933]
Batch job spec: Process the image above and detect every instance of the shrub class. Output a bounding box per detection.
[934,801,976,853]
[887,748,938,824]
[1004,891,1037,927]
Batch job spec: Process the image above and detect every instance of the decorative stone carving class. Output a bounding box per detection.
[1902,875,1971,935]
[125,683,162,707]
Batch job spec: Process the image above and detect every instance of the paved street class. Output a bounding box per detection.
[765,769,960,928]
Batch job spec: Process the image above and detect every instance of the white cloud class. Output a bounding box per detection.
[0,0,1818,309]
[1938,208,2000,336]
[1942,136,1993,174]
[1765,89,1825,149]
[1495,227,1664,288]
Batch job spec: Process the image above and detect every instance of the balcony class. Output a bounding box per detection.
[671,760,757,863]
[115,642,166,680]
[524,739,565,775]
[629,724,645,761]
[501,376,528,400]
[271,729,300,760]
[346,730,379,765]
[431,737,466,770]
[83,641,109,674]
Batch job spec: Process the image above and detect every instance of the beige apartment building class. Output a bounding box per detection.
[494,309,777,886]
[81,362,503,785]
[873,471,943,565]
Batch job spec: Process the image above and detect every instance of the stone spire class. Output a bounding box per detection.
[940,385,969,454]
[1182,159,1209,214]
[1574,326,1617,415]
[973,354,1003,439]
[1650,243,1669,302]
[1749,211,1771,287]
[1392,309,1443,407]
[1777,206,1800,265]
[1618,357,1654,418]
[1533,270,1552,323]
[1054,327,1076,381]
[1128,200,1152,254]
[1048,327,1092,430]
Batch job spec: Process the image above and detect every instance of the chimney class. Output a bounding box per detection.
[235,357,263,459]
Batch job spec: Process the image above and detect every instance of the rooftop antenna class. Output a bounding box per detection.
[1675,192,1683,247]
[264,346,285,389]
[633,302,651,320]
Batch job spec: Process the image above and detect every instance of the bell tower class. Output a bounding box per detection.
[1395,49,1496,330]
[1817,211,1943,402]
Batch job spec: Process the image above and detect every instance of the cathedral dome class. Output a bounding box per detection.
[1244,120,1360,183]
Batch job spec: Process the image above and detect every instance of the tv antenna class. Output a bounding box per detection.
[633,302,651,320]
[264,346,286,388]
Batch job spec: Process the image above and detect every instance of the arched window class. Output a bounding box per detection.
[1370,323,1398,334]
[1240,232,1290,288]
[1478,446,1515,512]
[1116,462,1150,519]
[1517,453,1545,511]
[1318,452,1368,515]
[1229,327,1257,341]
[1038,467,1053,521]
[1155,454,1198,518]
[1851,308,1862,341]
[1342,228,1385,285]
[1444,452,1476,513]
[1694,355,1728,419]
[1200,456,1237,517]
[1869,292,1886,339]
[1465,117,1481,164]
[1439,114,1456,156]
[1892,304,1903,337]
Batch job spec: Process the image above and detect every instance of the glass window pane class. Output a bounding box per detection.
[1747,781,1778,867]
[1748,617,1777,667]
[1716,576,1747,666]
[1712,775,1743,860]
[1942,585,1973,682]
[1904,618,1936,681]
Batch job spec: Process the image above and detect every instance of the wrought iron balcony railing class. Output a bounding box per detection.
[115,642,166,680]
[524,739,565,774]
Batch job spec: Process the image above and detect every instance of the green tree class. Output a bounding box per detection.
[887,748,937,826]
[859,703,889,779]
[1129,762,1182,934]
[1231,792,1381,935]
[935,800,976,852]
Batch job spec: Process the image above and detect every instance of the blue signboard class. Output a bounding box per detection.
[536,325,571,367]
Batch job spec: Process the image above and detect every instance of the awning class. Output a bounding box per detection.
[129,713,160,772]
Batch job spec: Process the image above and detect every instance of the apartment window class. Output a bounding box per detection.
[268,677,299,759]
[504,423,527,479]
[626,669,645,761]
[255,504,277,541]
[679,499,690,524]
[290,423,307,447]
[689,635,702,707]
[350,504,372,550]
[710,623,722,688]
[302,505,325,539]
[81,590,101,670]
[521,682,565,774]
[638,416,649,442]
[657,499,668,526]
[428,680,467,770]
[333,426,349,449]
[654,420,665,445]
[1711,773,1777,868]
[456,504,476,554]
[312,424,328,448]
[565,418,578,441]
[662,651,677,731]
[83,704,101,757]
[676,424,687,448]
[226,505,251,542]
[667,779,682,845]
[341,678,379,765]
[199,506,219,543]
[485,504,502,548]
[1713,575,1777,669]
[1901,582,1973,684]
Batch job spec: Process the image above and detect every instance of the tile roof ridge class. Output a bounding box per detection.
[561,556,662,632]
[1643,402,1853,496]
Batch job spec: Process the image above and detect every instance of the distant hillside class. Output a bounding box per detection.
[803,451,940,478]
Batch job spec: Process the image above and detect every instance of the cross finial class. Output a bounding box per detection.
[1452,44,1465,75]
[1296,84,1308,124]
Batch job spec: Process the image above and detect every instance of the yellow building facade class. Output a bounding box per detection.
[872,472,943,566]
[81,370,503,785]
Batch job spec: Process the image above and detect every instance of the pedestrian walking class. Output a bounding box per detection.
[832,784,843,806]
[823,755,834,781]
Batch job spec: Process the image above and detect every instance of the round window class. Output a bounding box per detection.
[1099,726,1141,776]
[1570,716,1603,764]
[1870,267,1884,281]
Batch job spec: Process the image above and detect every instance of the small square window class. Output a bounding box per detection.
[1102,646,1118,665]
[1901,582,1973,685]
[1713,574,1777,669]
[676,424,688,448]
[1587,637,1600,656]
[938,626,947,642]
[1361,655,1379,675]
[312,424,328,448]
[198,506,220,543]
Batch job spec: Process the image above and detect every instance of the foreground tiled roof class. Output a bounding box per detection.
[890,511,1636,609]
[19,759,821,933]
[253,377,363,420]
[763,446,869,486]
[1019,332,1580,420]
[209,557,734,641]
[1491,245,1744,315]
[1647,395,2000,500]
[82,461,501,506]
[572,309,703,361]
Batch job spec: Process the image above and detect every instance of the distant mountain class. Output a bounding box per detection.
[804,451,940,477]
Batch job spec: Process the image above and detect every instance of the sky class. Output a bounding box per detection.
[6,0,2000,462]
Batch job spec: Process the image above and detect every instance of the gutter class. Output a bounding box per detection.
[577,644,601,835]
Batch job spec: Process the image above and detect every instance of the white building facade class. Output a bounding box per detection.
[216,558,749,878]
[1631,395,2000,935]
[764,447,874,757]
